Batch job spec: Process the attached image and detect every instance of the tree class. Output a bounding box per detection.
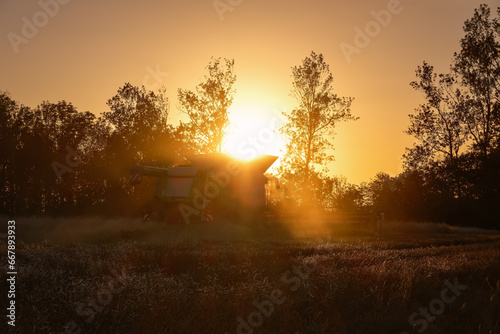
[405,62,468,198]
[0,94,99,216]
[177,58,236,154]
[100,83,173,216]
[406,5,500,167]
[453,4,500,159]
[278,51,356,205]
[402,5,500,227]
[320,175,365,211]
[0,92,21,214]
[103,83,171,165]
[405,62,466,169]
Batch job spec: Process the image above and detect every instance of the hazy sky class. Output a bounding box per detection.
[1,0,496,183]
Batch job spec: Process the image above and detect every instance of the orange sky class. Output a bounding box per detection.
[1,0,495,184]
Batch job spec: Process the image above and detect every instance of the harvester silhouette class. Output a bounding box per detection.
[130,153,278,224]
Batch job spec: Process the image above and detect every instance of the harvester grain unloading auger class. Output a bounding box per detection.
[130,153,278,224]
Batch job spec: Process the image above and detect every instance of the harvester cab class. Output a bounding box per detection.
[130,153,278,224]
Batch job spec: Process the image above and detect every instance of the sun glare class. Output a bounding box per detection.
[223,106,285,166]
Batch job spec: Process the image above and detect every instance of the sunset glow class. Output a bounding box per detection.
[0,0,495,184]
[223,105,285,163]
[1,2,499,333]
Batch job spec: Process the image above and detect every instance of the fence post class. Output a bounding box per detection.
[379,213,384,236]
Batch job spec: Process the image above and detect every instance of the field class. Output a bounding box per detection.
[2,217,500,334]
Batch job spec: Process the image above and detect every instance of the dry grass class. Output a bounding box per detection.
[1,217,500,333]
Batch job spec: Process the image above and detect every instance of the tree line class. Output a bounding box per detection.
[337,4,500,228]
[273,5,499,229]
[1,4,498,228]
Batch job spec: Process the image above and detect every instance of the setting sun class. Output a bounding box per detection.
[2,2,499,333]
[223,105,285,165]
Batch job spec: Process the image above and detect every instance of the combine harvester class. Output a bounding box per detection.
[130,153,278,224]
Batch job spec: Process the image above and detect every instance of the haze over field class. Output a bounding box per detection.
[1,0,495,183]
[4,217,500,334]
